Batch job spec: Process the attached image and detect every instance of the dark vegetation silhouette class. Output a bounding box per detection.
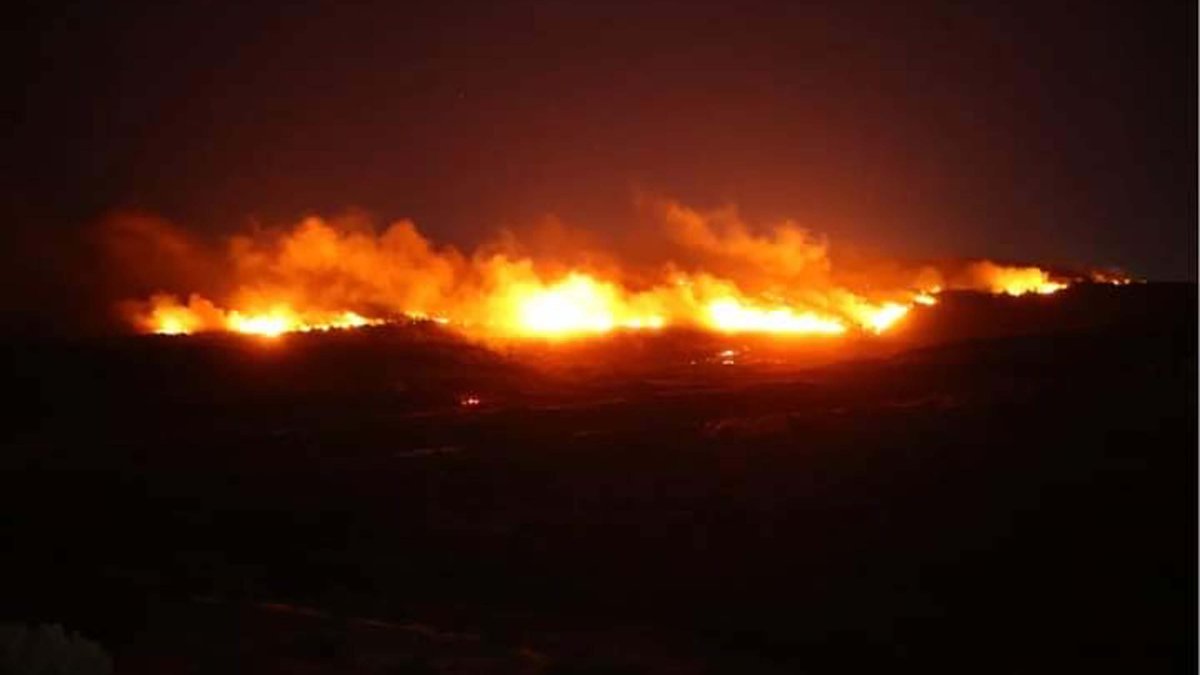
[1,284,1194,673]
[0,623,112,675]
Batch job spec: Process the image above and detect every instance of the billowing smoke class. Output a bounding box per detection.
[100,197,1106,340]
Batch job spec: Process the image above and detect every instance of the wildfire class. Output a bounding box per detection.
[505,273,663,337]
[227,309,378,337]
[706,298,846,335]
[913,292,938,306]
[136,294,383,338]
[105,200,1120,343]
[965,261,1067,296]
[859,303,910,334]
[1089,270,1136,286]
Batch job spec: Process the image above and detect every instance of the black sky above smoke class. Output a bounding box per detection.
[3,0,1195,332]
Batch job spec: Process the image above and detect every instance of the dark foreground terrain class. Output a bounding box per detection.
[2,284,1196,673]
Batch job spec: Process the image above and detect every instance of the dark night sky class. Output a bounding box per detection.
[5,0,1196,294]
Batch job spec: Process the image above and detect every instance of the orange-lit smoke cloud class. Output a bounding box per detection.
[106,198,1098,340]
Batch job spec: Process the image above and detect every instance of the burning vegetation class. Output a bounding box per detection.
[106,199,1123,341]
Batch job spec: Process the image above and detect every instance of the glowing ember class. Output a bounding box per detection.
[1089,270,1135,286]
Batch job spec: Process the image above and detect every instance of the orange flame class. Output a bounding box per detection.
[962,261,1067,296]
[132,294,383,338]
[107,201,1105,342]
[705,298,846,335]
